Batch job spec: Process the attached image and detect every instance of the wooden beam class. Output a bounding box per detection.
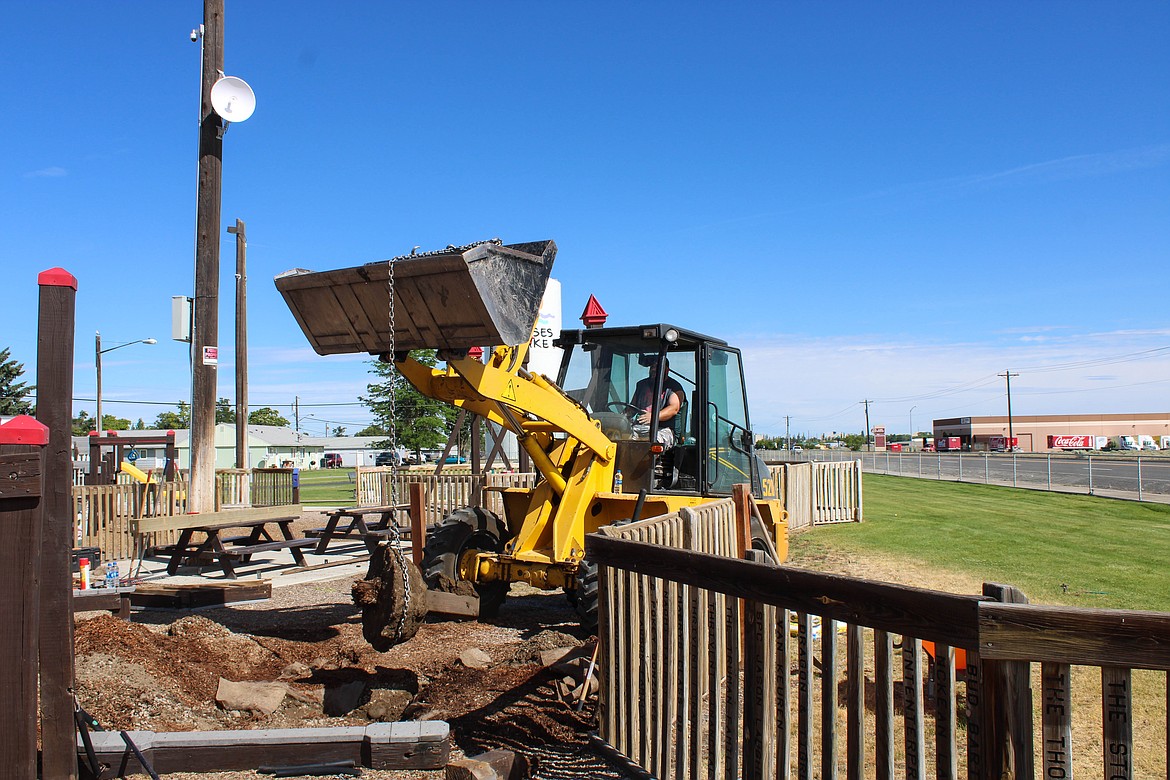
[36,268,79,780]
[979,602,1170,670]
[0,425,48,778]
[586,534,984,647]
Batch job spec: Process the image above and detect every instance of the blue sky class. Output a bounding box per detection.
[3,2,1168,438]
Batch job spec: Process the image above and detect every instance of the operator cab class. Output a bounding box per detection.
[555,324,764,498]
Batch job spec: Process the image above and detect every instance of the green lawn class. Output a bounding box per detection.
[296,468,357,505]
[791,474,1170,611]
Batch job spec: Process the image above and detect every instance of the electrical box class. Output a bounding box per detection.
[172,296,192,342]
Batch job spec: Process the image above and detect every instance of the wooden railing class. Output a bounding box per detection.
[73,482,186,561]
[769,460,862,531]
[354,467,537,525]
[73,468,298,560]
[588,505,1170,779]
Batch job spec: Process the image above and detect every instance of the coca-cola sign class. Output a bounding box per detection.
[1048,435,1093,449]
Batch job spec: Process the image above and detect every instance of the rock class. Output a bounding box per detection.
[215,678,287,715]
[446,749,532,780]
[277,661,312,681]
[538,646,578,668]
[458,647,492,669]
[323,679,367,716]
[364,688,412,722]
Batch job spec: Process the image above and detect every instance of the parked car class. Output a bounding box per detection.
[323,452,343,469]
[374,451,399,466]
[443,455,467,464]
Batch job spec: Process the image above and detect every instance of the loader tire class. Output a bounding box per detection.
[573,559,600,632]
[422,507,511,619]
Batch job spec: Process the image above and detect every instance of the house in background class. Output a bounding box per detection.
[71,425,385,472]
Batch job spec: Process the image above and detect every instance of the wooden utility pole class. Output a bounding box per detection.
[190,0,225,512]
[36,268,79,780]
[230,218,248,468]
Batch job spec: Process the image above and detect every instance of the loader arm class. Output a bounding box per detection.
[392,344,619,564]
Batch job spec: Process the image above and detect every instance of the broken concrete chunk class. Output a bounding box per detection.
[458,647,492,670]
[215,678,287,716]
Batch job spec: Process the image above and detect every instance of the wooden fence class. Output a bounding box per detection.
[589,505,1170,780]
[354,467,538,525]
[73,468,297,561]
[769,460,863,531]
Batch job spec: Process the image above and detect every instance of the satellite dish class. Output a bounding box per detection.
[210,76,256,122]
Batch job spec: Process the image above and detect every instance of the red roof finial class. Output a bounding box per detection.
[580,295,608,329]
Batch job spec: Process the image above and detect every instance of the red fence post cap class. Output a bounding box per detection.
[37,267,78,290]
[0,415,50,446]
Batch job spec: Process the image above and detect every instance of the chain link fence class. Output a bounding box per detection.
[759,449,1170,503]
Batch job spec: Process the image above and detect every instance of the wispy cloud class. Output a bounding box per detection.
[24,166,67,178]
[733,329,1170,435]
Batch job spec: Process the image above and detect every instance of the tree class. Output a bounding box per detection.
[154,402,191,430]
[215,397,235,424]
[354,423,388,437]
[248,407,290,426]
[0,347,33,415]
[99,415,131,431]
[332,425,347,437]
[72,410,94,436]
[362,351,458,460]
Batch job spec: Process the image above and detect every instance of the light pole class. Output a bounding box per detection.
[909,406,917,439]
[96,332,157,433]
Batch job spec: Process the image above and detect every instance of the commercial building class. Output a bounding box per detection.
[932,413,1170,452]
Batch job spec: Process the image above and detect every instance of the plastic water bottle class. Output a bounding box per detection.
[614,470,623,493]
[105,560,119,590]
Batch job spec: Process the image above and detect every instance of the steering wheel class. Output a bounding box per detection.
[605,401,642,420]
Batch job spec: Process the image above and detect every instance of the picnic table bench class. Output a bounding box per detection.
[304,503,410,554]
[154,508,314,579]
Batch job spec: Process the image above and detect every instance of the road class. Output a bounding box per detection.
[860,451,1170,498]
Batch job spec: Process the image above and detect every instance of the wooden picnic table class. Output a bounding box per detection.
[304,503,410,554]
[158,514,315,579]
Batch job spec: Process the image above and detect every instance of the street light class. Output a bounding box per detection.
[95,332,157,433]
[909,406,917,439]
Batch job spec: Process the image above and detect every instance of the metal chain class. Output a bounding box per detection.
[386,257,410,641]
[382,240,500,640]
[383,238,501,264]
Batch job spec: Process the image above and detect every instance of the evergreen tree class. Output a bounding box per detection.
[0,347,33,415]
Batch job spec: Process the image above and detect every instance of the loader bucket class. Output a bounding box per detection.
[275,239,556,355]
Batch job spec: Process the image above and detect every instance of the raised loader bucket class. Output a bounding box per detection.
[275,239,556,355]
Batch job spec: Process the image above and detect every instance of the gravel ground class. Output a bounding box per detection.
[74,536,642,780]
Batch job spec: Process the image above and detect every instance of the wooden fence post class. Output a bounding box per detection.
[410,482,426,568]
[980,582,1033,780]
[0,416,50,779]
[37,267,80,780]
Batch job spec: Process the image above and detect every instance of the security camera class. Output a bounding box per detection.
[190,28,200,42]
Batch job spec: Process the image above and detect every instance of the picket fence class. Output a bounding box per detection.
[589,503,1170,780]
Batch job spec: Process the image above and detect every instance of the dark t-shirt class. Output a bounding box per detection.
[632,376,685,417]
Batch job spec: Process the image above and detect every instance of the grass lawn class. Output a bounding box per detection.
[790,473,1170,611]
[296,468,357,505]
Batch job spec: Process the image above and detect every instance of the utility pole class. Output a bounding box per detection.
[999,371,1019,441]
[189,0,225,513]
[294,396,300,433]
[785,415,791,451]
[229,219,248,469]
[861,399,872,451]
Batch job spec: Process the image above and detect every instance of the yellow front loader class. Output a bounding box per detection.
[276,239,787,650]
